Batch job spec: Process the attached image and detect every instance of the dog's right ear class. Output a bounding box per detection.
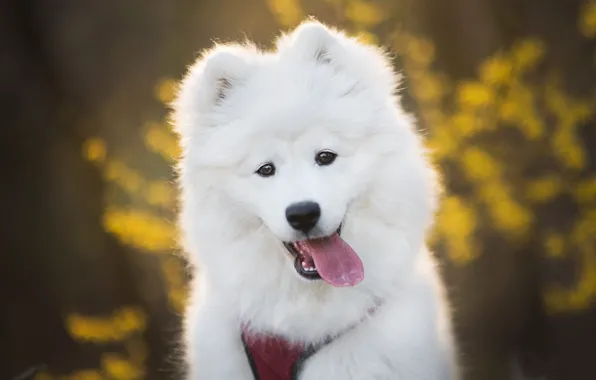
[173,45,254,134]
[196,47,252,111]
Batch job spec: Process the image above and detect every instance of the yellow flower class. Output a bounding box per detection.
[345,0,386,27]
[356,31,379,46]
[461,147,500,182]
[451,111,477,137]
[168,288,189,312]
[492,199,532,235]
[579,1,596,38]
[427,126,457,159]
[511,39,544,71]
[102,354,144,380]
[435,196,478,264]
[144,121,180,163]
[552,130,586,169]
[145,181,175,208]
[519,116,543,140]
[572,211,596,245]
[457,81,495,108]
[268,0,303,27]
[413,73,445,102]
[406,37,435,67]
[103,207,177,253]
[66,307,147,343]
[499,98,520,121]
[82,138,107,163]
[154,78,178,105]
[480,54,513,85]
[544,247,596,314]
[525,176,563,203]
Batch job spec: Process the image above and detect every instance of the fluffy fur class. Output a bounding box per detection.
[173,19,459,380]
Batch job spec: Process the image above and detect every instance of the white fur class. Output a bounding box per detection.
[174,20,459,380]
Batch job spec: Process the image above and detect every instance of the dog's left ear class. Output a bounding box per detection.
[278,19,399,97]
[278,20,348,68]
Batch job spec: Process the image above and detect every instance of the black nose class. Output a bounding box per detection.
[285,201,321,233]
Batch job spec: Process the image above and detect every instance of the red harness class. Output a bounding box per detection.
[241,332,314,380]
[241,302,382,380]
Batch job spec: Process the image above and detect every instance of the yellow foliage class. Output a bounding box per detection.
[580,1,596,38]
[406,36,435,67]
[104,160,143,193]
[426,126,458,159]
[461,147,501,182]
[525,176,563,203]
[571,210,596,246]
[552,129,586,169]
[413,73,446,103]
[435,196,478,264]
[268,0,303,27]
[356,31,379,46]
[160,256,189,312]
[103,207,177,253]
[501,80,544,139]
[478,180,532,237]
[490,197,532,236]
[168,288,189,313]
[145,181,176,208]
[154,78,178,105]
[450,112,477,137]
[544,247,596,314]
[511,39,545,71]
[144,121,180,163]
[345,0,386,27]
[82,138,107,164]
[102,354,144,380]
[66,307,146,343]
[480,54,513,85]
[457,81,495,108]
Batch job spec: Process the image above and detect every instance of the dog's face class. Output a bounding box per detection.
[175,21,437,288]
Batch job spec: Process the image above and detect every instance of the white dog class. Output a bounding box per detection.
[173,19,459,380]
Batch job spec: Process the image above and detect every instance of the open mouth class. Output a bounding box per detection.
[284,225,342,280]
[282,224,364,287]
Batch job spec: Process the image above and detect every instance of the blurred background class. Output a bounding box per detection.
[2,0,595,379]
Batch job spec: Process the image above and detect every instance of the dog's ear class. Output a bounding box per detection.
[173,44,255,134]
[194,46,253,112]
[278,20,348,67]
[279,19,399,99]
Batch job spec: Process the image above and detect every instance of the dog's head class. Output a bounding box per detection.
[174,21,438,290]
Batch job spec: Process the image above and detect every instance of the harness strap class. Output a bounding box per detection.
[241,300,383,380]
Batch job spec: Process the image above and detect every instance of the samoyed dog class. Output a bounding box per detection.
[173,19,458,380]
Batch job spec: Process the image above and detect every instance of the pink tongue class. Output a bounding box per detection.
[294,233,364,287]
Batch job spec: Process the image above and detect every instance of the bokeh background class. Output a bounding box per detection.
[2,0,596,379]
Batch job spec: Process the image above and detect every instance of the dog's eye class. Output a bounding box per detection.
[255,162,276,177]
[315,150,337,166]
